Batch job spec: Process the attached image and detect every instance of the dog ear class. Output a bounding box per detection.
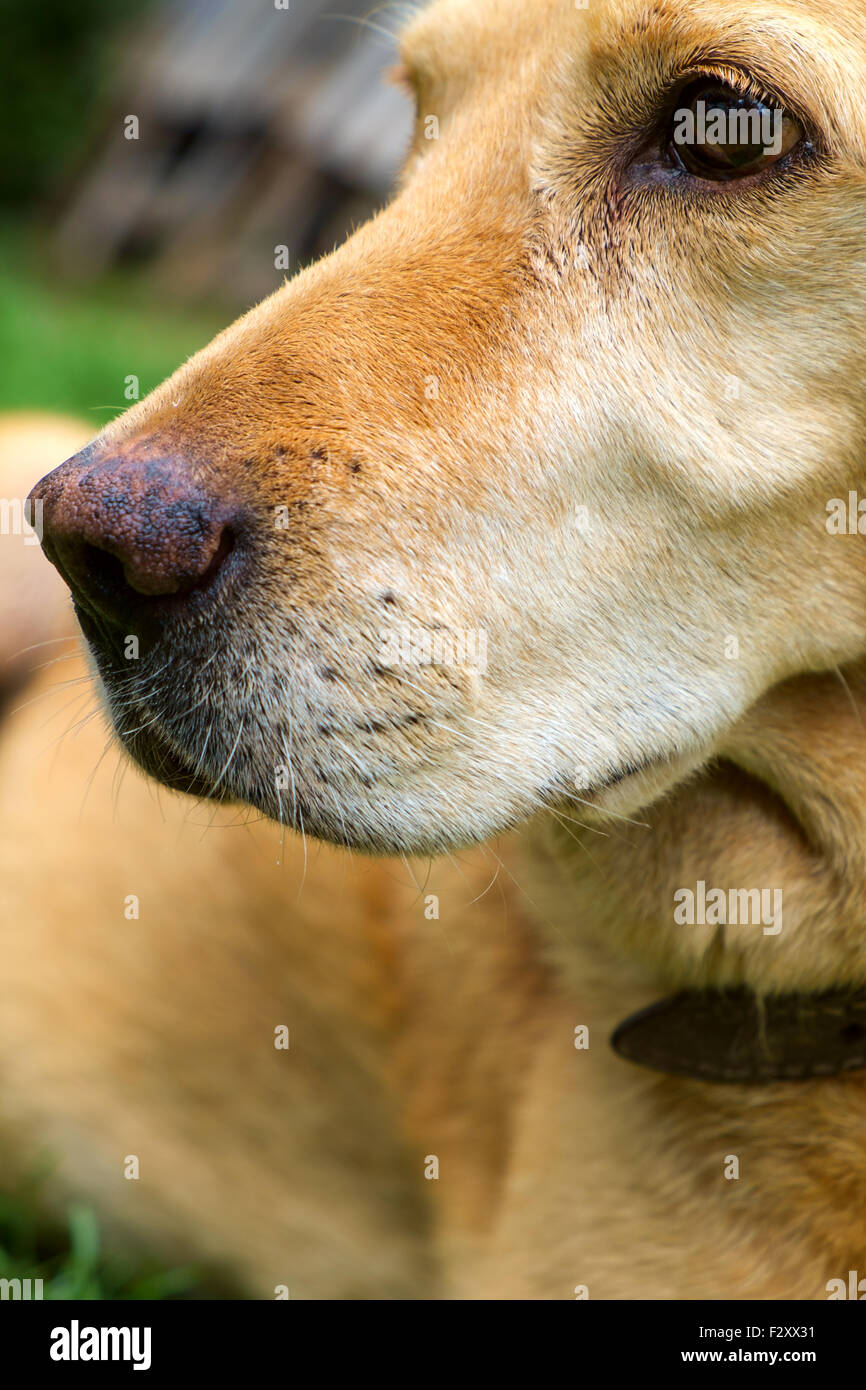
[0,414,88,706]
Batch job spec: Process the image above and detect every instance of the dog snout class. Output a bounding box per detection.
[29,446,238,629]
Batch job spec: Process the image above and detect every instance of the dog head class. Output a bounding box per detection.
[31,0,866,854]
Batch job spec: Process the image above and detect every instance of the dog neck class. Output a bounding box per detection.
[522,659,866,1018]
[506,663,866,1286]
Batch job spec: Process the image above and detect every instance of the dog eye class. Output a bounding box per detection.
[668,80,803,180]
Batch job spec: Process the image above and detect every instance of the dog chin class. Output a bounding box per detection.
[125,742,504,857]
[126,728,225,803]
[564,745,717,824]
[95,687,496,854]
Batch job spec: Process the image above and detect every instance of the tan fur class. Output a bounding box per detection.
[5,0,866,1298]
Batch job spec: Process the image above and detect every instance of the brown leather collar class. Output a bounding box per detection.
[611,989,866,1084]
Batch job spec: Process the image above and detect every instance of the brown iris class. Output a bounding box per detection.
[670,81,803,180]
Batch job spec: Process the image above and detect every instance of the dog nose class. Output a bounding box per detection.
[29,445,237,628]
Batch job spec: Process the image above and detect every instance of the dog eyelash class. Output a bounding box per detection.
[678,64,781,111]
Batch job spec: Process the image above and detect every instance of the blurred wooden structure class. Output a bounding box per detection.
[51,0,414,307]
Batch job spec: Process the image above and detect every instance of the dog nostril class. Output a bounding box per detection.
[192,526,235,593]
[78,525,235,603]
[79,544,130,600]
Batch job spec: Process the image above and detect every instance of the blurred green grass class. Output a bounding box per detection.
[0,225,226,420]
[0,227,230,1299]
[0,1186,202,1300]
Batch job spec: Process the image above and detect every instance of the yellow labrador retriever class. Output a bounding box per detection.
[5,0,866,1298]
